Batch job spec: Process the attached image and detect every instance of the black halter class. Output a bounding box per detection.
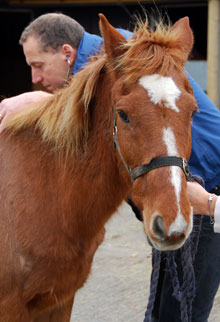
[113,109,192,183]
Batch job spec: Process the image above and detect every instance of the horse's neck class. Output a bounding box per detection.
[71,103,129,233]
[48,98,129,241]
[2,78,129,245]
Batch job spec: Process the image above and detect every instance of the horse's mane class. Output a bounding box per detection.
[6,17,188,156]
[6,55,106,156]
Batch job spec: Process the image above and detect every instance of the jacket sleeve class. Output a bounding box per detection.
[187,73,220,192]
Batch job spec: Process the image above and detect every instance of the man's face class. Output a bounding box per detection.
[23,36,70,93]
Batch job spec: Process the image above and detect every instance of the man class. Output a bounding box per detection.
[1,12,220,322]
[19,12,98,93]
[0,12,131,128]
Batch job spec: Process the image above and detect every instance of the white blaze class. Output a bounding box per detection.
[139,73,186,235]
[162,127,186,235]
[139,74,180,112]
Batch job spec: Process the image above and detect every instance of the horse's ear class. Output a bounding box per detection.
[99,14,127,72]
[172,17,194,56]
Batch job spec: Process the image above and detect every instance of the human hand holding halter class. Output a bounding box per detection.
[187,182,218,220]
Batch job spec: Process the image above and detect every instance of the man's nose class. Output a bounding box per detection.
[32,70,43,84]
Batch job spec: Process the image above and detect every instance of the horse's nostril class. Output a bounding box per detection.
[153,216,166,241]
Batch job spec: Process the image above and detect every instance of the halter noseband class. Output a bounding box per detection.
[130,156,192,182]
[113,109,192,183]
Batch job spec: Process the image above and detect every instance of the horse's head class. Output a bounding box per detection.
[99,14,197,251]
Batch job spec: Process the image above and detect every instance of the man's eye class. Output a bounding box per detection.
[32,64,42,69]
[118,110,130,123]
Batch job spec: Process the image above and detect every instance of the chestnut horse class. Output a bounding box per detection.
[0,14,197,322]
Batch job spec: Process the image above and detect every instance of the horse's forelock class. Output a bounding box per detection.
[115,18,186,84]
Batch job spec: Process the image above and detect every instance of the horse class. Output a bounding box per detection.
[0,14,197,322]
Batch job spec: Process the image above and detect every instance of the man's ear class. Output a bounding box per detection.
[61,44,77,66]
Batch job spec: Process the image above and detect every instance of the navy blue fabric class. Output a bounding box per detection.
[151,216,220,322]
[191,216,220,322]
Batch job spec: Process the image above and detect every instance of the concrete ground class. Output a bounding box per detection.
[70,202,220,322]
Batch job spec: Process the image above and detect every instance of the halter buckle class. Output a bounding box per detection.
[182,159,192,181]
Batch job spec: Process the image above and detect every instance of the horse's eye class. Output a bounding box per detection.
[118,110,130,123]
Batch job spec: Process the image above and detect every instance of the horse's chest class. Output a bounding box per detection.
[24,254,92,313]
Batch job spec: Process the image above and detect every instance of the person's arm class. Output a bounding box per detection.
[187,182,220,232]
[0,91,53,133]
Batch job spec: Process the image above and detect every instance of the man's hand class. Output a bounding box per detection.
[0,91,53,133]
[187,182,218,216]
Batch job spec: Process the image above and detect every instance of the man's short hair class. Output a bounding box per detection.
[19,12,85,51]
